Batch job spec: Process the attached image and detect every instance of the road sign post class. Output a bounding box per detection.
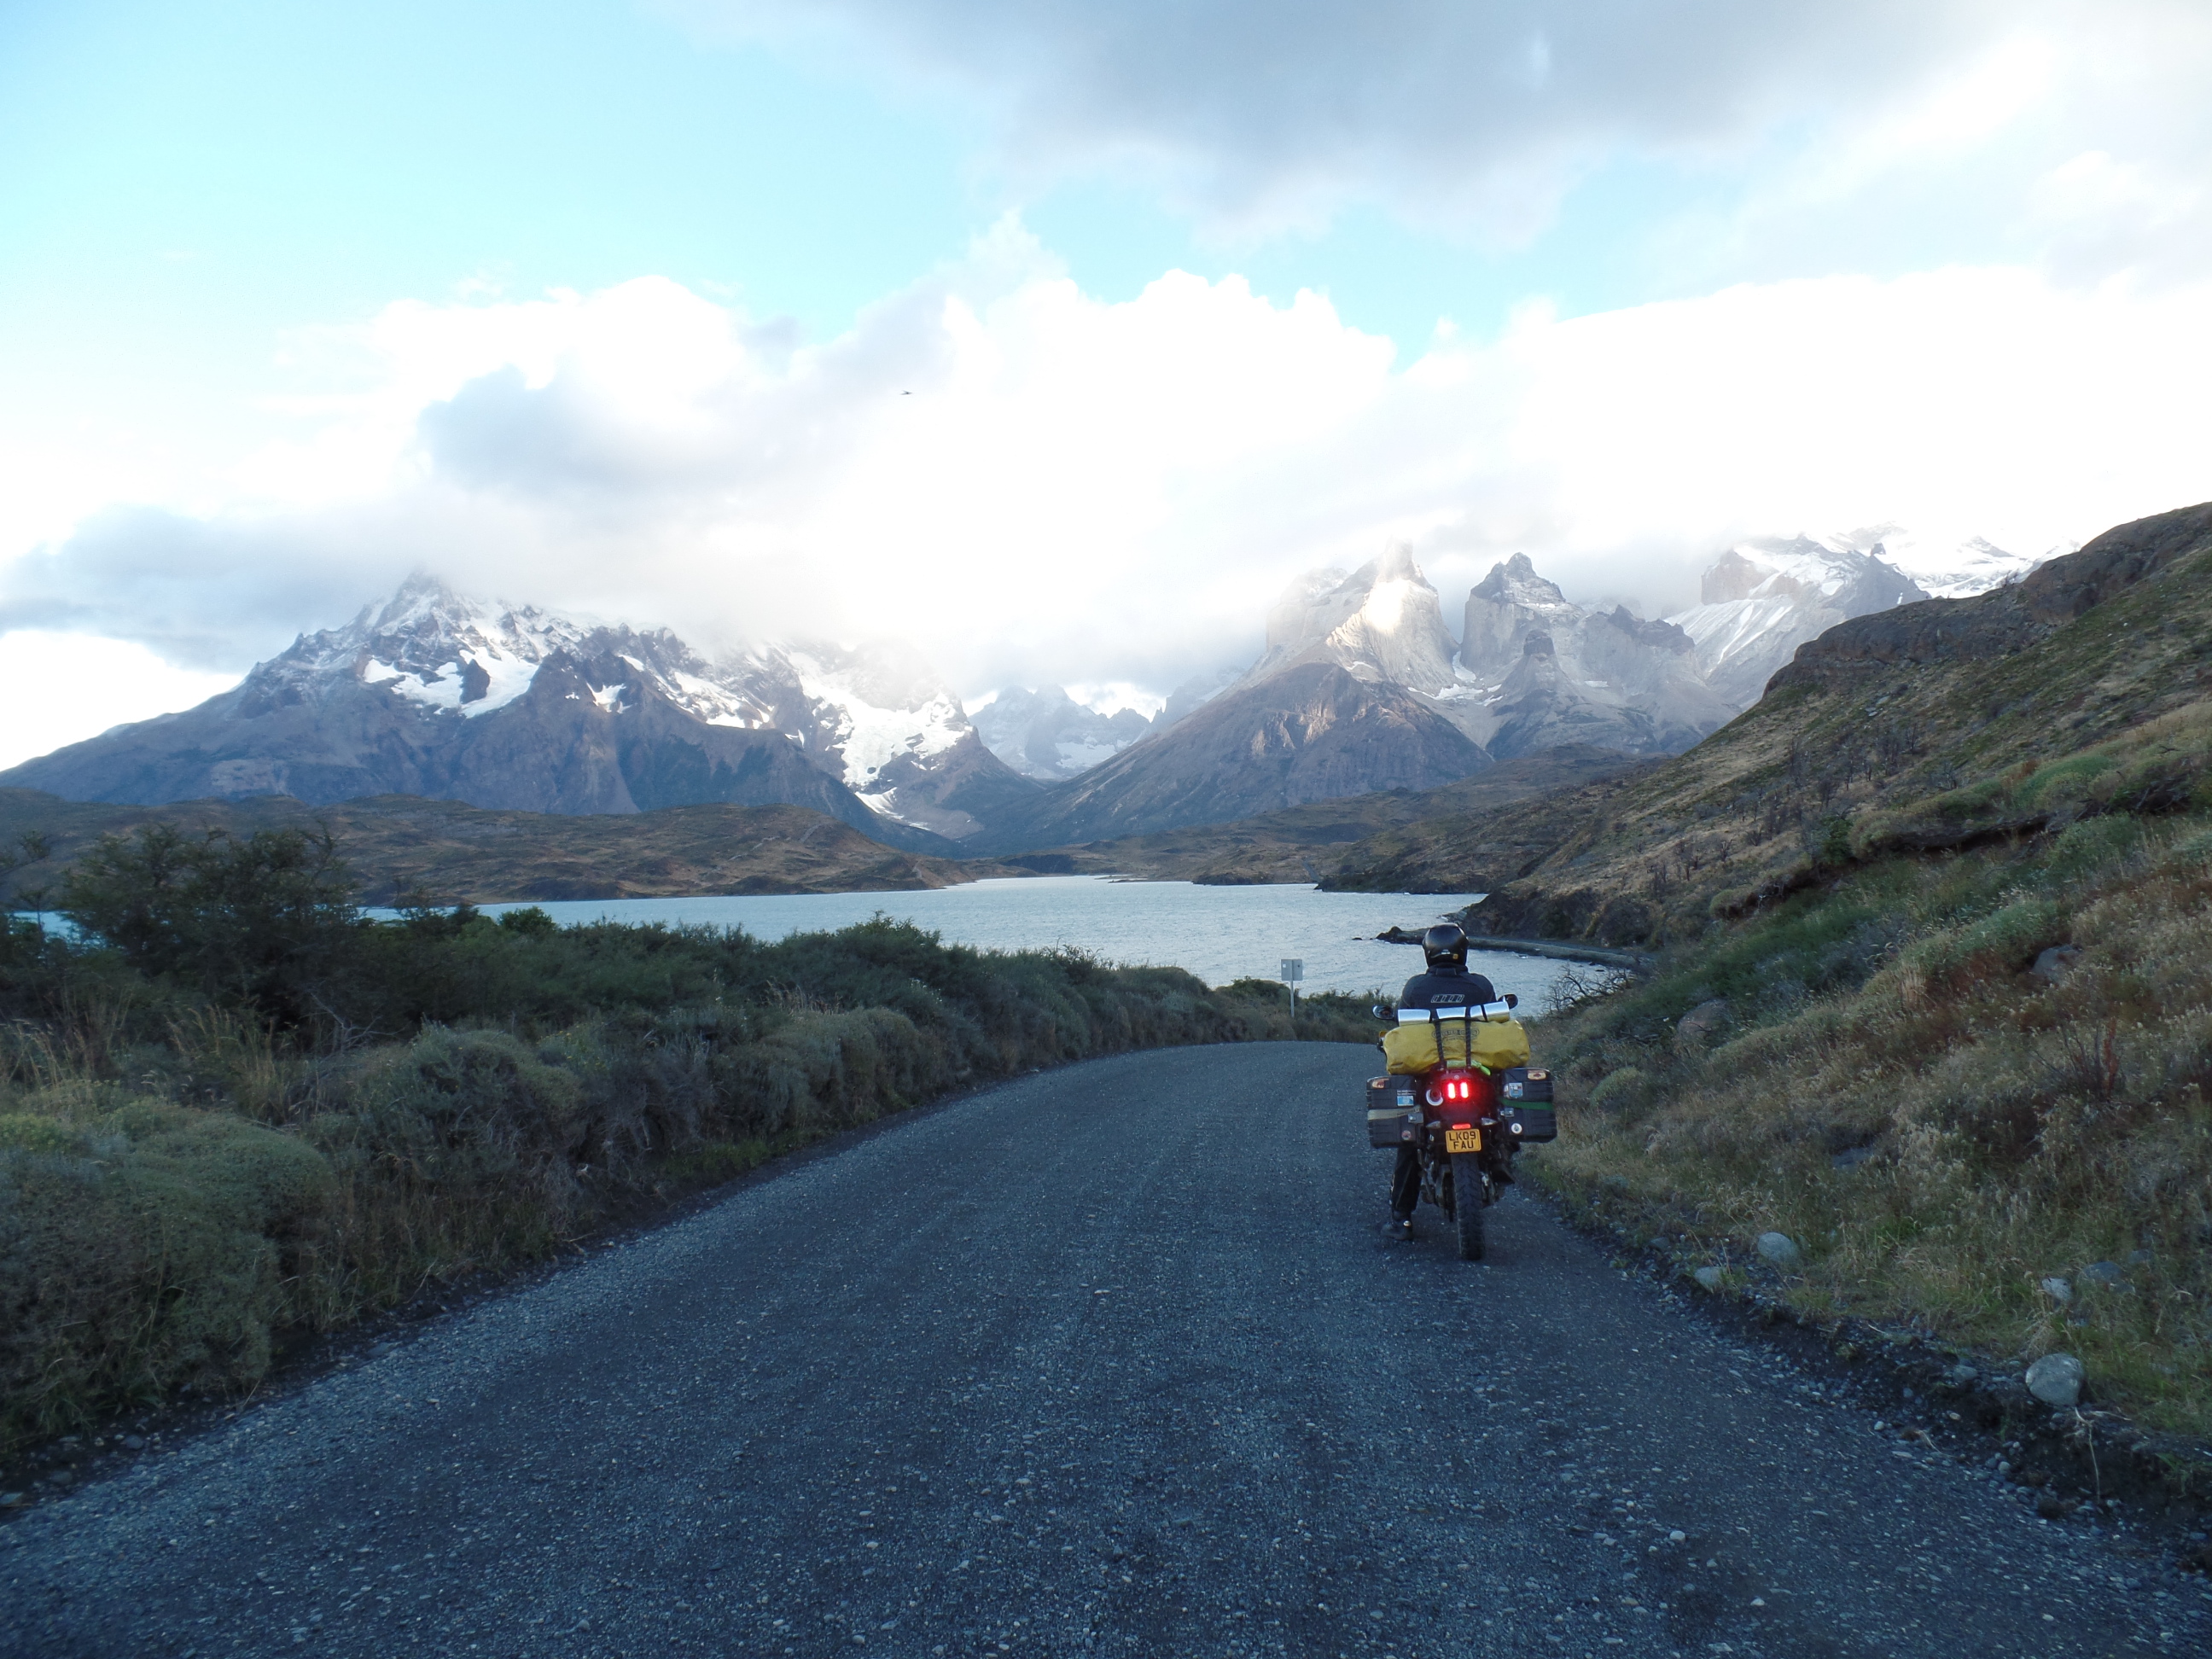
[1280,958,1304,1023]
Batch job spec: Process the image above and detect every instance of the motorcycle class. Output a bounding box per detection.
[1366,996,1555,1261]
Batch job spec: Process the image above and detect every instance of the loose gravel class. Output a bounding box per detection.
[3,1042,2207,1657]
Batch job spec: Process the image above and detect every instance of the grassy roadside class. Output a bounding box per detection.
[1522,796,2212,1437]
[0,835,1374,1450]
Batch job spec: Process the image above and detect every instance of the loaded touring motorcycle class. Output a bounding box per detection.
[1366,996,1556,1260]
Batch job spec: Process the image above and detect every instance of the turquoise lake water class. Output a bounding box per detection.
[461,876,1583,1004]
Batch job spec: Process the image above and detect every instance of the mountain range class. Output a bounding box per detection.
[0,579,1044,852]
[1319,503,2208,937]
[0,527,2042,855]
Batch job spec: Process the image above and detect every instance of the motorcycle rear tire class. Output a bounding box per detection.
[1449,1152,1486,1261]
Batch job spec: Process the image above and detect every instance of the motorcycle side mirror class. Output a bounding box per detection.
[1505,993,1518,1009]
[1370,1004,1389,1020]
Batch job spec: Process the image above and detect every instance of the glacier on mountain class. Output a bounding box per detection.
[1812,524,2050,601]
[969,685,1153,783]
[1665,535,1930,707]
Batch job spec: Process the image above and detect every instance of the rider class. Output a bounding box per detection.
[1384,923,1499,1242]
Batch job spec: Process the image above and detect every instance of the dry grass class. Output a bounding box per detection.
[1529,812,2212,1434]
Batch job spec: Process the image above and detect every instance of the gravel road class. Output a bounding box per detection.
[3,1042,2207,1658]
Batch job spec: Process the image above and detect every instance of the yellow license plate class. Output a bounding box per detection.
[1445,1127,1482,1153]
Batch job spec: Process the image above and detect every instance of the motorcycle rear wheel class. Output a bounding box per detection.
[1449,1152,1486,1261]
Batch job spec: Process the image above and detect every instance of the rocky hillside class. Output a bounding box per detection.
[1324,502,2212,943]
[1458,555,1733,755]
[0,578,1039,850]
[973,661,1491,850]
[1666,533,1936,707]
[0,789,1015,905]
[1503,510,2212,1443]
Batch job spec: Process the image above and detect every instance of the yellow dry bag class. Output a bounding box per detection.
[1382,1012,1531,1075]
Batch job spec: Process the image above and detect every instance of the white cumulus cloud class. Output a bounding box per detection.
[5,232,2211,728]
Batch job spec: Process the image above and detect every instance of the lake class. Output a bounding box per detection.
[463,876,1586,1004]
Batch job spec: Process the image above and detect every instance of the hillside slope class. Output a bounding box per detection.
[1329,502,2212,942]
[1339,503,2212,1435]
[1019,745,1650,883]
[0,792,1016,905]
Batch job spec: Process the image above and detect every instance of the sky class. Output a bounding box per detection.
[3,0,2211,764]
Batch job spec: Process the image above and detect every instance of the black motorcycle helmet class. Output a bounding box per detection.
[1421,923,1470,971]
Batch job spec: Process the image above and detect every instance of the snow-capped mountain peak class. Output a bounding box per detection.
[1250,544,1460,695]
[206,575,1039,841]
[248,573,602,720]
[969,685,1154,782]
[1670,533,1930,707]
[1819,524,2049,599]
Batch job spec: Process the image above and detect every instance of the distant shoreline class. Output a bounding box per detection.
[1466,934,1653,974]
[1375,921,1650,975]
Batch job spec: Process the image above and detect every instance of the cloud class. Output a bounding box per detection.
[7,236,2212,710]
[675,1,2212,284]
[0,631,238,771]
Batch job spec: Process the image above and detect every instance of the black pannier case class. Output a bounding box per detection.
[1365,1075,1421,1149]
[1497,1067,1557,1142]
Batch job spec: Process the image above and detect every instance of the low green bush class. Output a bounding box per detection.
[1,1097,330,1441]
[0,851,1379,1446]
[1900,894,2067,991]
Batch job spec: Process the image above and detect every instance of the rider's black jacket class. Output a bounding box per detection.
[1396,962,1499,1011]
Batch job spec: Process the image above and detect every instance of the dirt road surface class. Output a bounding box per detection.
[4,1043,2206,1656]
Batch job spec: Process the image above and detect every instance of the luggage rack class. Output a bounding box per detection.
[1394,1000,1515,1023]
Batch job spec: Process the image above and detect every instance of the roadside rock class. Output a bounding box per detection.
[1755,1232,1802,1269]
[1675,999,1732,1048]
[1693,1266,1726,1292]
[2031,945,2083,983]
[2078,1260,2129,1291]
[2026,1353,2086,1408]
[2039,1277,2073,1304]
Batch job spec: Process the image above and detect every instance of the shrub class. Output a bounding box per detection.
[1588,1067,1650,1113]
[60,825,361,1026]
[1900,894,2067,992]
[0,1095,331,1445]
[0,901,1377,1445]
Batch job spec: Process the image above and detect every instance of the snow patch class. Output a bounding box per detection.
[363,651,541,717]
[788,649,969,789]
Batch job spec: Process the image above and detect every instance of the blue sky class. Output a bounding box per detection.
[3,0,1730,421]
[3,0,2210,760]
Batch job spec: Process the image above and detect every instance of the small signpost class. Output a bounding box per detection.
[1280,958,1304,1023]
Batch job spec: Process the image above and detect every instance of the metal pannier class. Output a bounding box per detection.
[1496,1067,1557,1142]
[1365,1075,1422,1149]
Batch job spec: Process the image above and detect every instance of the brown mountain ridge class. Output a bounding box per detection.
[0,792,1017,908]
